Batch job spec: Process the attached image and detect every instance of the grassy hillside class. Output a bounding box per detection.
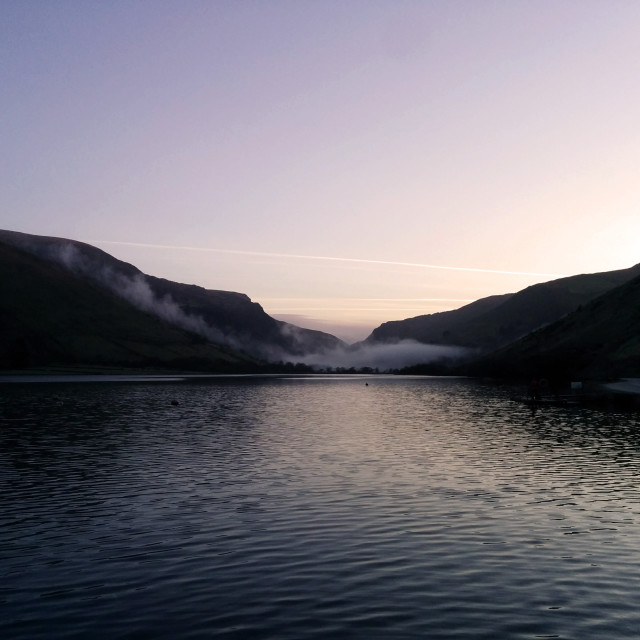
[468,273,640,381]
[0,242,261,371]
[364,294,511,347]
[365,264,640,352]
[0,229,345,360]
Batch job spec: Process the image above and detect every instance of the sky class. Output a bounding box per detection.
[3,1,640,342]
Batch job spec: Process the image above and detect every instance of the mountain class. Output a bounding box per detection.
[0,242,259,371]
[0,230,345,370]
[4,229,637,378]
[361,264,640,353]
[467,272,640,380]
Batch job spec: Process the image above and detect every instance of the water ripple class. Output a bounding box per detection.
[2,376,640,639]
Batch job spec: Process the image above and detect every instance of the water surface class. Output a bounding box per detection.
[2,376,640,639]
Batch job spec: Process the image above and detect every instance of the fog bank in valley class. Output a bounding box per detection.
[301,340,471,371]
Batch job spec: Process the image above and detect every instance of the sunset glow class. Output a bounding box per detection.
[3,1,639,341]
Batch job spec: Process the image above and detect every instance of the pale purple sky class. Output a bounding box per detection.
[3,1,640,341]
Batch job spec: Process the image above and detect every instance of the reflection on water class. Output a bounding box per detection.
[1,376,640,639]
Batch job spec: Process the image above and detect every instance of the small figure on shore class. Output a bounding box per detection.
[529,378,541,401]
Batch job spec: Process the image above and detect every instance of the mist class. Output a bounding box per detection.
[50,243,469,370]
[298,340,471,371]
[39,241,234,347]
[8,235,469,369]
[37,241,335,361]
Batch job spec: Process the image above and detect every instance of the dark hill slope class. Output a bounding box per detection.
[363,264,640,352]
[0,230,345,359]
[0,242,259,371]
[363,294,511,348]
[468,273,640,380]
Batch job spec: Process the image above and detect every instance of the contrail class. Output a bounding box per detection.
[90,240,567,278]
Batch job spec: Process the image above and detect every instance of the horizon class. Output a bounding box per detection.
[6,225,637,346]
[85,237,572,342]
[3,2,640,341]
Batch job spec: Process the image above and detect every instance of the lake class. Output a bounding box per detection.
[2,375,640,639]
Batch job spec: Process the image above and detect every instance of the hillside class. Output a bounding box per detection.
[4,229,637,378]
[0,230,345,364]
[0,242,260,371]
[362,293,511,348]
[467,272,640,380]
[363,264,640,352]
